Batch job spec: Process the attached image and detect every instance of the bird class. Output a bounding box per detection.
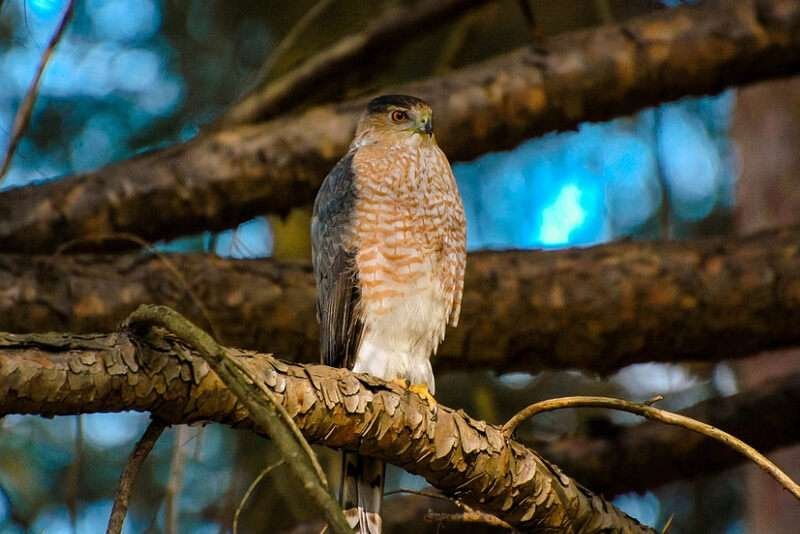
[311,94,466,533]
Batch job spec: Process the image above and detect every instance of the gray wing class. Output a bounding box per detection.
[311,152,364,369]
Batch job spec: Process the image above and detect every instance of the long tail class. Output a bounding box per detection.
[340,452,384,534]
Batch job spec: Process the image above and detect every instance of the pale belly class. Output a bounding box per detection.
[351,274,447,393]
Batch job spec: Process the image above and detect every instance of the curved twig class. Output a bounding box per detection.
[251,0,336,87]
[503,395,800,501]
[219,0,493,125]
[233,460,284,534]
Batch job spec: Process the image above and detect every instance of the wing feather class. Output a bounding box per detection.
[311,152,364,369]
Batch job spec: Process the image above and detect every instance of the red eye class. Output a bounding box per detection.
[390,110,408,122]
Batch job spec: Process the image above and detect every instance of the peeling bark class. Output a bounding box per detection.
[0,331,653,532]
[1,0,799,252]
[3,226,800,373]
[539,371,800,497]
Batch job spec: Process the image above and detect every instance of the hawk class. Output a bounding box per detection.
[311,94,466,533]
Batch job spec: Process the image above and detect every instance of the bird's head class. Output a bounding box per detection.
[355,94,435,145]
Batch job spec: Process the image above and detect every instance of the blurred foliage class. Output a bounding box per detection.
[0,0,749,532]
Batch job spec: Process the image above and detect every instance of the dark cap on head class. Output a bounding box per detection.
[367,94,428,114]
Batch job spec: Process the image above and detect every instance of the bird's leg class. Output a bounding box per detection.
[408,383,437,410]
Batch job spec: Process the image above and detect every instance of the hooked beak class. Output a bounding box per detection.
[416,114,433,136]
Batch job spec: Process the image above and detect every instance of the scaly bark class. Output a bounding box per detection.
[0,330,653,532]
[3,225,800,373]
[1,0,799,252]
[539,370,800,496]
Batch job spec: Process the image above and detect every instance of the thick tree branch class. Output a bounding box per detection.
[4,225,800,374]
[0,331,652,532]
[1,0,798,252]
[538,370,800,497]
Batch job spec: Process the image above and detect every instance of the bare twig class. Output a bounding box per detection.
[219,0,493,125]
[232,460,284,534]
[433,6,481,74]
[65,415,83,532]
[123,305,352,534]
[425,510,514,530]
[503,396,800,501]
[384,488,452,504]
[252,0,335,86]
[661,514,674,534]
[106,418,168,534]
[165,425,189,534]
[0,0,75,183]
[387,487,513,529]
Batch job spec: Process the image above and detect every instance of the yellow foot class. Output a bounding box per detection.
[408,383,437,410]
[390,377,409,389]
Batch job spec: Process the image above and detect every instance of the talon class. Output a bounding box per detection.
[408,383,437,409]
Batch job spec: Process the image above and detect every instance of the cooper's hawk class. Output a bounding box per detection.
[311,94,466,533]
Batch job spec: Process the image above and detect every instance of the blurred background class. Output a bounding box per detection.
[1,0,799,532]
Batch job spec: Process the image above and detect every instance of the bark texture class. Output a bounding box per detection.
[539,371,800,497]
[1,0,799,252]
[0,330,653,532]
[4,226,800,373]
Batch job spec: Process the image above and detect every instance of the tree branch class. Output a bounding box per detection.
[3,225,800,374]
[538,370,800,496]
[2,0,798,252]
[0,330,652,531]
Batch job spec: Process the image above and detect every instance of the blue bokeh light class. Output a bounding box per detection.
[28,0,68,19]
[83,412,149,449]
[87,0,161,42]
[454,94,734,251]
[538,183,586,245]
[657,105,722,221]
[32,500,138,534]
[613,491,661,527]
[214,217,274,259]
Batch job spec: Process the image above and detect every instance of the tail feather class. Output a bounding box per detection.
[341,452,384,534]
